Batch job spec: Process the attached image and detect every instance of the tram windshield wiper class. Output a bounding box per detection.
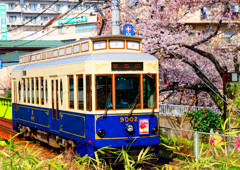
[150,91,156,116]
[103,92,112,118]
[128,92,140,117]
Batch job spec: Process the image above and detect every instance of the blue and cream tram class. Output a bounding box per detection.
[11,35,159,156]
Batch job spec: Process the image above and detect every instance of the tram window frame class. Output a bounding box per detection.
[81,42,89,52]
[53,49,58,58]
[143,74,157,109]
[115,74,141,110]
[42,52,46,60]
[68,75,74,109]
[95,75,113,110]
[66,46,72,55]
[93,41,107,51]
[59,48,65,56]
[109,40,125,49]
[86,75,92,111]
[60,79,63,106]
[31,55,36,62]
[27,55,31,62]
[19,57,23,64]
[23,78,26,103]
[31,78,35,104]
[126,41,140,51]
[77,75,84,110]
[47,51,53,59]
[73,44,80,53]
[40,77,44,105]
[27,78,30,103]
[45,79,48,104]
[18,81,21,102]
[37,54,41,61]
[36,78,39,104]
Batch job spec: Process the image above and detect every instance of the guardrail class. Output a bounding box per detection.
[159,104,221,117]
[0,97,12,119]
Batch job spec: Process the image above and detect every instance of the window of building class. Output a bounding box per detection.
[36,78,39,104]
[77,75,84,110]
[24,16,36,24]
[86,75,92,111]
[68,76,74,109]
[224,31,238,45]
[41,16,48,21]
[8,3,15,10]
[40,78,44,105]
[96,75,112,110]
[143,74,156,108]
[40,4,48,9]
[9,16,17,23]
[75,24,97,33]
[58,27,63,34]
[31,78,35,104]
[56,4,63,11]
[29,4,37,11]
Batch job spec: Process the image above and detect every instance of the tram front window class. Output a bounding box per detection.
[96,76,112,110]
[115,75,140,109]
[143,74,156,108]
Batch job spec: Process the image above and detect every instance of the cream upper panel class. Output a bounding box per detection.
[18,36,143,65]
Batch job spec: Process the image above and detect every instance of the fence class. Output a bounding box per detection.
[159,104,221,117]
[160,126,240,160]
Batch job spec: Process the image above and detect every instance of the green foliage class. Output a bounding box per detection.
[189,109,223,132]
[3,89,11,98]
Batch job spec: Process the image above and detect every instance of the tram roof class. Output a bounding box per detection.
[12,53,157,71]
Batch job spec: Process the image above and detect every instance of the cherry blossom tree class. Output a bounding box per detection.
[113,0,240,114]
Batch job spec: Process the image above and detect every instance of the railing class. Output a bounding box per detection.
[159,104,221,117]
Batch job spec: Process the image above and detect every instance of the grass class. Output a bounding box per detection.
[0,134,161,170]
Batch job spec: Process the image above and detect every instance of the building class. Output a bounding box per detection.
[0,0,100,41]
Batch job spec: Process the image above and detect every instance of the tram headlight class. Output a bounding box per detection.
[151,127,158,134]
[125,124,134,133]
[97,129,105,138]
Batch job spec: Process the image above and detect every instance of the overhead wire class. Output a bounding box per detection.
[13,3,94,48]
[4,0,60,34]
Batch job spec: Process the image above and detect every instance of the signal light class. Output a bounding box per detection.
[97,129,105,138]
[163,73,168,85]
[151,127,158,134]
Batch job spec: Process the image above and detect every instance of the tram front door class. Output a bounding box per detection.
[50,78,60,132]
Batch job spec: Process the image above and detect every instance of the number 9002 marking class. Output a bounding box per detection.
[120,117,138,122]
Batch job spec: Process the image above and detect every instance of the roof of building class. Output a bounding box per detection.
[0,51,27,62]
[0,40,64,48]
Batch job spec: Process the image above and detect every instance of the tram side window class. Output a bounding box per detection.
[60,79,63,105]
[96,76,112,110]
[77,75,84,110]
[31,78,34,104]
[23,79,26,102]
[40,78,44,105]
[86,75,92,111]
[68,76,74,109]
[18,81,21,101]
[45,80,48,104]
[143,75,156,108]
[115,75,140,109]
[36,78,39,104]
[27,78,30,103]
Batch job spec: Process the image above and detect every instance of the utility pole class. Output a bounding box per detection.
[111,0,120,35]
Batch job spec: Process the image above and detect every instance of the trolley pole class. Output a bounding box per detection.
[111,0,120,35]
